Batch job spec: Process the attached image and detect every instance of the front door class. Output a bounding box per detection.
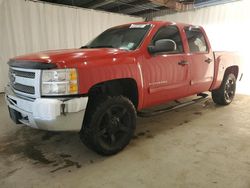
[141,25,191,108]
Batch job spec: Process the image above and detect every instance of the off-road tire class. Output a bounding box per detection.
[80,96,136,156]
[212,73,236,105]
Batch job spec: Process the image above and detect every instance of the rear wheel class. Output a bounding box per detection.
[80,96,136,156]
[212,73,236,105]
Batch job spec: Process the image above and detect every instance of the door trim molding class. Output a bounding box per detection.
[149,82,188,94]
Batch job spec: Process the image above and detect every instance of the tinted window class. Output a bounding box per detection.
[86,24,151,50]
[151,25,184,53]
[184,28,208,53]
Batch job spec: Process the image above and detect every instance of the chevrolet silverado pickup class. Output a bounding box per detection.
[5,21,242,155]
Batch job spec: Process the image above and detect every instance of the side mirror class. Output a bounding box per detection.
[148,39,177,54]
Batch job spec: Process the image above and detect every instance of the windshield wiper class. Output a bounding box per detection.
[80,45,90,49]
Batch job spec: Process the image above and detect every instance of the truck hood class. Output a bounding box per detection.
[12,48,130,68]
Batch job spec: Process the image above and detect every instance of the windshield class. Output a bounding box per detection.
[84,24,151,50]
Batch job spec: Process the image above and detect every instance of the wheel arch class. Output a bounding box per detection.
[87,78,139,109]
[210,65,239,91]
[224,65,239,79]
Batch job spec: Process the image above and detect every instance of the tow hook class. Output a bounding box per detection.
[61,103,66,116]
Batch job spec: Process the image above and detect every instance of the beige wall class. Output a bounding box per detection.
[0,0,142,92]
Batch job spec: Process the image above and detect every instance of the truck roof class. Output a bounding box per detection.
[115,21,198,29]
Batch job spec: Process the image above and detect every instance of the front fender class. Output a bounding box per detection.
[77,59,144,110]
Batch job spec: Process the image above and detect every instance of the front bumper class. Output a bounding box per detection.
[5,85,88,131]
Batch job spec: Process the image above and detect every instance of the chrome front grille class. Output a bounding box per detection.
[10,69,35,79]
[9,67,41,98]
[12,83,35,94]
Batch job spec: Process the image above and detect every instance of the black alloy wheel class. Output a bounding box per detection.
[212,73,236,105]
[80,96,136,155]
[224,75,236,103]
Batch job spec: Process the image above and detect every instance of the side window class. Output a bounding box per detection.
[151,25,184,53]
[184,27,208,53]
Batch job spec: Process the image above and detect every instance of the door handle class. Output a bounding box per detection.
[178,60,189,66]
[205,58,212,64]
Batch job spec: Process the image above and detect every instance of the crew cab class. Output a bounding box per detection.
[5,21,242,155]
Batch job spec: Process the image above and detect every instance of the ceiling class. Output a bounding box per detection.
[38,0,194,16]
[38,0,239,17]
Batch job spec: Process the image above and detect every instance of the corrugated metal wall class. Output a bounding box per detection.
[155,0,250,94]
[0,0,142,92]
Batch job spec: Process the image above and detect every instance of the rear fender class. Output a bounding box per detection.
[210,52,241,91]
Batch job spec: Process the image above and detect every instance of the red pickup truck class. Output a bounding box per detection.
[5,21,241,155]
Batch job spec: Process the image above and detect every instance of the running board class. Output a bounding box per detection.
[137,93,208,117]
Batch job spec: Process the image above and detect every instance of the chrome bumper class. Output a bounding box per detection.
[5,85,88,131]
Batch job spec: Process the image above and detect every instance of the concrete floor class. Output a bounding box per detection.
[1,93,250,188]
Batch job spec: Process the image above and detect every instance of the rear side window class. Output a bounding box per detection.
[184,27,208,53]
[151,25,184,53]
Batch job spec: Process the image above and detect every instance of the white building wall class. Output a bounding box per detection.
[0,0,142,92]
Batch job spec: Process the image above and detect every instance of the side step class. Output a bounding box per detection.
[137,93,208,117]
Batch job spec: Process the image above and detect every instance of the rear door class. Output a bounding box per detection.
[184,27,214,94]
[141,25,191,108]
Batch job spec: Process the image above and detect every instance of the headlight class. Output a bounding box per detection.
[41,68,78,96]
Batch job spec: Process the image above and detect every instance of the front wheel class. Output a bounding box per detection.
[212,73,236,105]
[80,96,136,156]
